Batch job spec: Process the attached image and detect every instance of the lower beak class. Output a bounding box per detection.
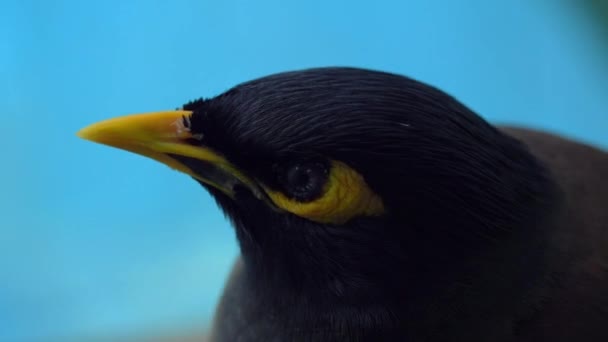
[77,110,257,198]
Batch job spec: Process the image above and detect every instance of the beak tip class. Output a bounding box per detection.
[76,125,96,142]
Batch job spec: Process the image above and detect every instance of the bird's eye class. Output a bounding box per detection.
[279,161,329,202]
[264,160,385,224]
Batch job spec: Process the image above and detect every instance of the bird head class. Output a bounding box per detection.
[78,67,552,303]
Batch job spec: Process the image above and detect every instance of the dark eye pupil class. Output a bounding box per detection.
[282,162,328,201]
[288,167,312,188]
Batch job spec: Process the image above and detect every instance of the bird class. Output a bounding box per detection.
[77,67,608,342]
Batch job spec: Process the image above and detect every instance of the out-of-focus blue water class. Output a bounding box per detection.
[1,0,607,341]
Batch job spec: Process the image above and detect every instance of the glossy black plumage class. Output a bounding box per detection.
[179,67,607,341]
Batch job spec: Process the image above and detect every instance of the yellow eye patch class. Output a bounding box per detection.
[263,161,385,224]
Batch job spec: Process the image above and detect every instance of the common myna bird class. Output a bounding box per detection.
[78,67,608,341]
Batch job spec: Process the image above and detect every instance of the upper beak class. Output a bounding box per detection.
[77,110,258,198]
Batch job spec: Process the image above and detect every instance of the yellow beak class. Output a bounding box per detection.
[77,110,257,198]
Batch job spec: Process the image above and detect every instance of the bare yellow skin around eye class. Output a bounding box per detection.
[264,161,386,225]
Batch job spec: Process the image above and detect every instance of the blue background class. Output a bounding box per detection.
[2,0,607,341]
